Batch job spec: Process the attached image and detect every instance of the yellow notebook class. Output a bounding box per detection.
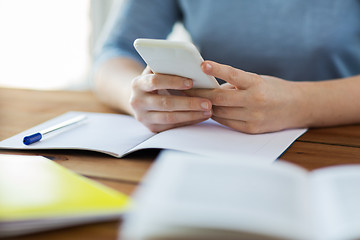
[0,154,130,237]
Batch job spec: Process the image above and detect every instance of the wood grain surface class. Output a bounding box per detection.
[2,87,360,239]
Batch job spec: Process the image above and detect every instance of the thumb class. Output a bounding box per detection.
[201,61,254,89]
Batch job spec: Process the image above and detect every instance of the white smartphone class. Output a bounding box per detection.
[133,38,220,89]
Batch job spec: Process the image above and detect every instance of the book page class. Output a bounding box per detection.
[121,151,311,240]
[0,111,155,157]
[310,165,360,240]
[131,119,307,162]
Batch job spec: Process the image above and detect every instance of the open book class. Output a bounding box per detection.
[0,154,130,237]
[0,111,306,161]
[121,150,360,240]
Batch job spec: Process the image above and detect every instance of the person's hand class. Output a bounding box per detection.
[129,67,213,132]
[186,61,304,134]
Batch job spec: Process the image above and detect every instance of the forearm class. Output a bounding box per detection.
[295,75,360,128]
[93,58,144,115]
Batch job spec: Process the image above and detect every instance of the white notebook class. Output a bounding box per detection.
[0,111,306,162]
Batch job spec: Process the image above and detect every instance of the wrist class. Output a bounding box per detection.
[93,58,143,116]
[286,81,315,128]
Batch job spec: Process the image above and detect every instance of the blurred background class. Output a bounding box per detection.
[0,0,114,90]
[0,0,189,90]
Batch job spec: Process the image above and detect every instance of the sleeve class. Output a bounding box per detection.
[94,0,182,68]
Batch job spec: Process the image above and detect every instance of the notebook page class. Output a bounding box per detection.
[131,119,306,161]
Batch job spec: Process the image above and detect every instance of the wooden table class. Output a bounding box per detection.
[2,87,360,239]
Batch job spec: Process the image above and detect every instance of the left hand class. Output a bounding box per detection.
[186,61,304,134]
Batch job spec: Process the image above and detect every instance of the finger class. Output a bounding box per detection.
[212,116,262,134]
[146,119,208,133]
[202,61,256,89]
[143,94,212,112]
[136,73,193,92]
[185,88,246,107]
[212,106,251,121]
[144,110,212,125]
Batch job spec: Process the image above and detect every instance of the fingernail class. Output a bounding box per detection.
[184,79,192,87]
[201,102,210,110]
[204,63,212,72]
[204,110,212,117]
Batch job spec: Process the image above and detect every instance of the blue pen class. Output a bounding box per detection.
[23,115,87,145]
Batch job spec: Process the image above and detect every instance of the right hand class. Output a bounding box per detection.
[129,67,213,132]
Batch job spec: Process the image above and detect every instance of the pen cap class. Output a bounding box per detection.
[23,133,42,145]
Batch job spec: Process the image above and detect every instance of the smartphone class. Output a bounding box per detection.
[133,38,220,89]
